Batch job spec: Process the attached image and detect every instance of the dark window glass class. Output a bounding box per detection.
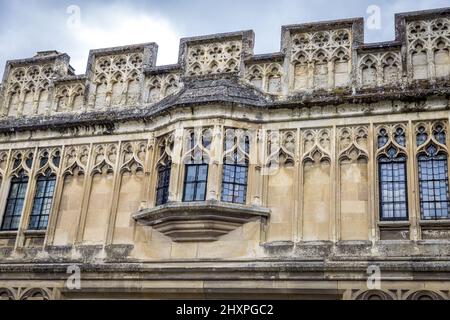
[417,126,428,146]
[379,148,408,221]
[221,137,249,204]
[28,173,56,230]
[394,127,406,147]
[418,145,450,220]
[182,131,209,202]
[156,162,171,206]
[434,125,446,145]
[377,129,388,148]
[1,172,29,231]
[183,164,208,202]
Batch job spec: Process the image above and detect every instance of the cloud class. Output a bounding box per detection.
[67,4,181,73]
[0,1,182,77]
[1,0,449,79]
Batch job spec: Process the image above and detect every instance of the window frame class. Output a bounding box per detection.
[417,148,450,221]
[221,137,250,204]
[182,163,209,202]
[28,173,57,231]
[1,172,29,231]
[378,153,409,222]
[155,161,172,206]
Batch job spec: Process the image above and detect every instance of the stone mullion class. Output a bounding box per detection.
[260,129,268,208]
[45,145,66,246]
[0,150,12,230]
[335,130,342,242]
[427,44,436,80]
[146,135,158,207]
[297,128,305,241]
[408,121,420,241]
[105,141,123,246]
[330,126,337,242]
[367,124,377,242]
[249,128,262,206]
[15,147,39,249]
[169,128,184,202]
[206,125,221,201]
[75,143,94,245]
[327,61,335,88]
[292,128,301,242]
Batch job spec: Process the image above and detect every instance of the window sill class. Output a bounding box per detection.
[378,221,410,228]
[420,220,450,227]
[0,231,17,238]
[23,230,46,236]
[133,200,270,242]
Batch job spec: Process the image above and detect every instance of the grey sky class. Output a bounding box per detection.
[0,0,449,78]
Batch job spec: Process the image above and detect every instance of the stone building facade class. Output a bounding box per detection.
[0,8,450,300]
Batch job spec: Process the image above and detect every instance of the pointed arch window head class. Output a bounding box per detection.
[377,129,389,148]
[378,143,408,221]
[394,127,406,147]
[182,129,212,203]
[1,170,29,231]
[155,134,174,207]
[221,129,250,204]
[418,144,450,221]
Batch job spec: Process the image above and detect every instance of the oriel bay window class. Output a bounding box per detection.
[416,123,450,220]
[182,129,212,202]
[221,129,250,204]
[377,126,409,221]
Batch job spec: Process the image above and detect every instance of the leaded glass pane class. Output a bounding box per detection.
[1,174,29,231]
[418,150,450,220]
[28,174,56,230]
[379,154,408,221]
[156,162,171,206]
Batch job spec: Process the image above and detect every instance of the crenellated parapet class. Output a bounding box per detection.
[0,8,449,122]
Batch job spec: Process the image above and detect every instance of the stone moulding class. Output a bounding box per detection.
[133,200,270,242]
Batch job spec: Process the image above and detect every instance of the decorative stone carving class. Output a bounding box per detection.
[120,141,147,174]
[62,145,90,176]
[91,143,118,176]
[302,128,332,164]
[186,40,242,76]
[291,29,352,90]
[407,17,450,80]
[3,64,54,117]
[376,124,408,157]
[35,147,61,177]
[357,51,402,86]
[9,149,35,177]
[245,62,283,94]
[355,290,395,300]
[266,130,296,167]
[54,81,85,112]
[92,52,144,109]
[146,72,181,104]
[338,126,368,162]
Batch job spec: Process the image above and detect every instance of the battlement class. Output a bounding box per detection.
[0,7,449,119]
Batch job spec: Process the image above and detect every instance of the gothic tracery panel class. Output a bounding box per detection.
[291,28,352,90]
[245,63,283,94]
[92,52,144,108]
[186,40,242,76]
[407,17,450,80]
[146,73,181,104]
